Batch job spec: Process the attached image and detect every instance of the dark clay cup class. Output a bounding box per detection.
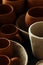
[0,38,13,58]
[25,6,43,27]
[2,0,25,15]
[0,4,16,24]
[0,24,18,40]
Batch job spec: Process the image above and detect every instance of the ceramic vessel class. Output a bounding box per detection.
[29,21,43,59]
[0,38,13,58]
[0,24,18,40]
[25,6,43,27]
[0,4,16,24]
[27,0,43,8]
[3,0,25,15]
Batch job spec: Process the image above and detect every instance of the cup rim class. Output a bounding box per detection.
[0,55,10,65]
[28,6,43,18]
[0,4,13,16]
[36,60,43,65]
[0,24,18,35]
[28,21,43,39]
[0,38,11,50]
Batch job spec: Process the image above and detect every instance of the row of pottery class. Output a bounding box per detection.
[0,38,28,65]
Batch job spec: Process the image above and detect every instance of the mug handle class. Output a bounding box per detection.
[11,57,20,65]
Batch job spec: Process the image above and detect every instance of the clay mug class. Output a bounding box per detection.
[0,55,20,65]
[2,0,25,15]
[28,21,43,59]
[0,24,19,40]
[25,6,43,27]
[27,0,43,8]
[0,4,16,24]
[0,38,13,58]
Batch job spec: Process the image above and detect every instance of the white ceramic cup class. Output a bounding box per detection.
[28,21,43,59]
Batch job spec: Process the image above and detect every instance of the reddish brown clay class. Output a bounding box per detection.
[25,6,43,27]
[0,24,18,40]
[3,0,25,15]
[0,38,13,58]
[0,4,16,24]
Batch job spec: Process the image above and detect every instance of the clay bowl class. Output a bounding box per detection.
[27,0,43,8]
[3,0,25,15]
[0,4,16,24]
[0,24,18,40]
[25,6,43,27]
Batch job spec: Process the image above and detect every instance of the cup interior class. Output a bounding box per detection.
[0,38,9,48]
[0,55,10,65]
[30,22,43,37]
[1,24,16,34]
[0,5,12,14]
[29,7,43,17]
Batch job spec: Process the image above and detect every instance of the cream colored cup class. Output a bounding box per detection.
[28,21,43,59]
[0,38,13,58]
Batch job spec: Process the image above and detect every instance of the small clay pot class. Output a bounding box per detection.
[0,38,13,58]
[2,0,25,15]
[0,4,16,24]
[27,0,43,8]
[0,24,18,40]
[25,6,43,27]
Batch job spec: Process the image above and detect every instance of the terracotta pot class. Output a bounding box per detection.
[2,0,25,15]
[0,24,18,40]
[0,38,13,58]
[25,6,43,27]
[0,4,16,24]
[27,0,43,8]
